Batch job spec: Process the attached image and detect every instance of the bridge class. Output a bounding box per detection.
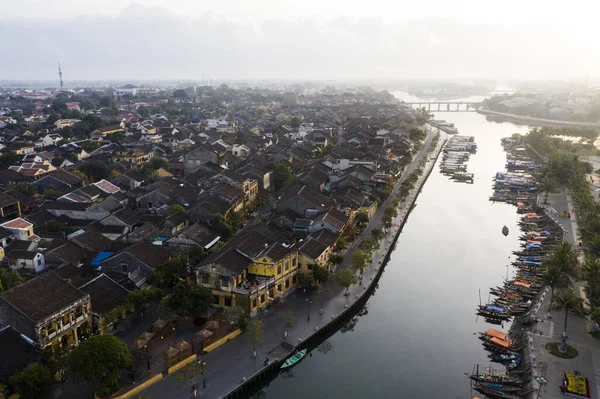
[403,101,483,112]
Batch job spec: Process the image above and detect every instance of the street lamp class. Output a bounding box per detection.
[306,299,312,322]
[535,376,547,399]
[198,359,207,389]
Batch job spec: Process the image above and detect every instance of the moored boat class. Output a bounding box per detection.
[280,349,307,369]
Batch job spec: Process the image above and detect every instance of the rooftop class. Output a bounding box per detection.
[79,274,128,315]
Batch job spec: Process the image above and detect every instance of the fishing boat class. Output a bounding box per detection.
[502,226,509,236]
[488,353,521,362]
[280,349,307,369]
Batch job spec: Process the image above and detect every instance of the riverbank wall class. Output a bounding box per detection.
[478,109,600,129]
[222,135,448,399]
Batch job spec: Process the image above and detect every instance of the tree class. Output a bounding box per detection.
[222,306,246,329]
[553,289,585,352]
[167,282,212,317]
[81,140,100,152]
[7,182,37,197]
[106,131,125,143]
[0,152,19,168]
[42,188,62,200]
[543,265,570,307]
[548,242,579,279]
[351,251,370,270]
[9,362,54,399]
[582,257,600,306]
[246,320,264,356]
[371,228,384,240]
[335,236,347,250]
[124,286,164,308]
[212,213,233,240]
[168,204,186,215]
[355,211,369,226]
[290,117,301,128]
[0,267,25,292]
[68,334,132,395]
[312,264,329,285]
[147,157,171,171]
[330,253,344,265]
[540,175,555,204]
[335,269,358,294]
[272,164,293,191]
[278,310,296,337]
[297,272,315,289]
[79,161,111,182]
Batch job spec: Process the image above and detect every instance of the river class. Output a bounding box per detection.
[256,92,530,399]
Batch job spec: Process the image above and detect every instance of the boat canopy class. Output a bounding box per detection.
[485,328,508,341]
[487,305,504,312]
[523,260,542,266]
[489,336,512,348]
[514,281,531,288]
[539,231,551,236]
[526,243,541,249]
[527,240,543,245]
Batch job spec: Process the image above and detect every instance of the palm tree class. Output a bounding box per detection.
[548,242,579,280]
[543,265,570,307]
[539,175,555,204]
[582,257,600,307]
[554,289,585,351]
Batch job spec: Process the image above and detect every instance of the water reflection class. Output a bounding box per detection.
[340,306,369,334]
[317,340,335,355]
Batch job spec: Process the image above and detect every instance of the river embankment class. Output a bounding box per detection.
[478,109,600,129]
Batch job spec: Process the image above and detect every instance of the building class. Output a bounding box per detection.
[0,192,21,219]
[54,119,81,129]
[5,249,46,273]
[79,274,129,334]
[0,271,92,349]
[1,218,37,241]
[112,149,152,165]
[94,125,125,137]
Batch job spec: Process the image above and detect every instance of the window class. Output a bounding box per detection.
[308,264,313,270]
[285,279,290,288]
[252,299,257,308]
[277,265,282,275]
[277,284,282,292]
[224,297,232,307]
[201,275,209,284]
[292,257,297,267]
[260,294,265,303]
[220,278,229,288]
[292,275,297,284]
[284,261,289,271]
[120,262,128,273]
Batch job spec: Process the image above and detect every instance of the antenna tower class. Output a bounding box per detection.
[58,63,64,90]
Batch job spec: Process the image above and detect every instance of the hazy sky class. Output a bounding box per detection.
[1,0,599,81]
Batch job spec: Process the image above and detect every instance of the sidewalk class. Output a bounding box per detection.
[139,128,445,399]
[530,188,600,398]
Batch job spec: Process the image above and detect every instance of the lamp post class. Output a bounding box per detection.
[306,299,312,322]
[200,360,207,389]
[535,376,547,399]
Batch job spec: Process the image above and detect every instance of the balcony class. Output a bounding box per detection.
[234,277,275,295]
[75,315,85,324]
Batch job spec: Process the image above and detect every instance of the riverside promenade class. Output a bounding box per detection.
[140,128,446,399]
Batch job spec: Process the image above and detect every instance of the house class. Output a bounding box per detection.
[212,183,245,215]
[94,125,125,137]
[54,119,81,129]
[183,144,221,174]
[0,192,21,219]
[222,169,259,211]
[307,207,350,235]
[196,231,299,314]
[65,102,80,111]
[111,169,145,190]
[79,274,129,334]
[1,218,37,241]
[5,249,46,273]
[9,161,56,179]
[100,240,170,287]
[12,145,35,155]
[42,201,111,221]
[297,237,332,273]
[165,223,221,251]
[276,184,336,218]
[112,149,152,165]
[0,271,92,349]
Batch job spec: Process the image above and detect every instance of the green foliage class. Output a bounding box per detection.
[222,306,247,328]
[42,188,62,200]
[335,235,347,250]
[9,362,55,399]
[148,157,171,171]
[79,161,111,182]
[0,267,25,292]
[312,264,329,284]
[106,131,125,143]
[358,238,378,253]
[335,268,358,293]
[330,253,344,265]
[212,213,233,240]
[553,289,585,335]
[81,140,100,152]
[354,211,369,226]
[278,310,296,330]
[272,164,294,191]
[246,320,264,351]
[290,117,301,128]
[7,182,37,197]
[167,282,213,317]
[297,272,315,288]
[124,286,164,308]
[68,334,132,396]
[0,152,19,168]
[351,251,370,269]
[371,228,383,239]
[168,204,186,215]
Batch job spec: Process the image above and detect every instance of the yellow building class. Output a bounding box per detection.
[196,233,299,314]
[112,150,151,165]
[0,271,92,349]
[54,119,81,129]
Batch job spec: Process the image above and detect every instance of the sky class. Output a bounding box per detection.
[1,0,599,81]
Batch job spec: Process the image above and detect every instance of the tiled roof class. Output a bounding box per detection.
[126,240,170,268]
[79,274,128,315]
[1,218,32,230]
[0,191,18,208]
[72,231,113,252]
[0,271,87,323]
[50,170,82,186]
[0,327,39,382]
[93,179,121,194]
[298,237,328,260]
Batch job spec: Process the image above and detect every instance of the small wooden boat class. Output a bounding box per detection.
[281,349,307,369]
[502,226,509,236]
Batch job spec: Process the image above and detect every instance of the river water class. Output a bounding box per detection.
[258,92,530,399]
